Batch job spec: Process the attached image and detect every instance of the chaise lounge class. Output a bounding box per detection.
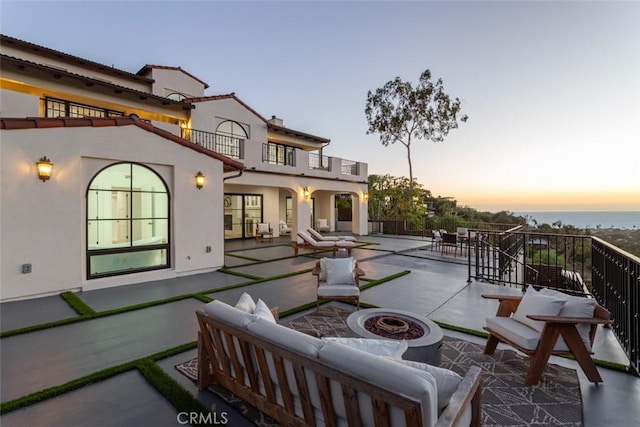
[196,296,482,427]
[294,231,356,256]
[307,227,357,242]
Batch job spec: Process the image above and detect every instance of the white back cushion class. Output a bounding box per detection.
[325,257,356,285]
[539,288,597,351]
[513,286,566,332]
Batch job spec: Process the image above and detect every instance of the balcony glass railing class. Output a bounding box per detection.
[309,152,329,170]
[341,159,359,175]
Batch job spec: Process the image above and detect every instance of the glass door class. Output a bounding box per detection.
[224,194,263,239]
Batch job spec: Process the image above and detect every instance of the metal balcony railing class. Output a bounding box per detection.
[181,128,243,159]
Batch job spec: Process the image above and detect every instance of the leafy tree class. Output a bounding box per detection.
[365,69,468,184]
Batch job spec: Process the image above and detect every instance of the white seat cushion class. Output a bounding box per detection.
[336,240,356,248]
[317,284,359,297]
[387,358,462,413]
[512,286,566,332]
[487,316,569,352]
[318,342,439,427]
[322,337,408,359]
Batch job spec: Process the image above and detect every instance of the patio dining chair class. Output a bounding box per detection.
[441,232,460,256]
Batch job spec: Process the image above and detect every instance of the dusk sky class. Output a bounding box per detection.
[2,1,638,212]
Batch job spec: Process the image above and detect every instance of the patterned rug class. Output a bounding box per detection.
[176,306,583,426]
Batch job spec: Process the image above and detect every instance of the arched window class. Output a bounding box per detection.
[86,162,170,278]
[214,120,247,158]
[215,120,248,139]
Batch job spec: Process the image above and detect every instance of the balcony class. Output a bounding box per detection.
[180,128,243,159]
[182,128,367,181]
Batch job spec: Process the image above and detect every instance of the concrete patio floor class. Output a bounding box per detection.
[1,235,638,426]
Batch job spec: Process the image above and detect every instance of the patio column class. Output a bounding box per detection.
[352,192,368,236]
[293,192,312,241]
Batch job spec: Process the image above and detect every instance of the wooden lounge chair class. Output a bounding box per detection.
[306,227,356,242]
[312,257,365,311]
[482,288,612,385]
[294,231,355,256]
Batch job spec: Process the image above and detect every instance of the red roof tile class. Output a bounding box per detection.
[0,116,244,171]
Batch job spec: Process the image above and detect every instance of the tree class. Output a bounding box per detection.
[365,70,468,184]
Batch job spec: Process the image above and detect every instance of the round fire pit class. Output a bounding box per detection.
[346,309,443,365]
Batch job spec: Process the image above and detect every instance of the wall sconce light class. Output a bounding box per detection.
[303,187,310,200]
[362,191,369,202]
[195,171,205,189]
[36,156,53,182]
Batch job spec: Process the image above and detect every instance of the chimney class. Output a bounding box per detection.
[268,115,284,127]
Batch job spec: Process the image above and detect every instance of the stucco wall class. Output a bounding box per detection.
[0,89,39,117]
[148,68,206,98]
[0,125,225,301]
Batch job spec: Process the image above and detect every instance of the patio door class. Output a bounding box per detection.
[224,194,263,239]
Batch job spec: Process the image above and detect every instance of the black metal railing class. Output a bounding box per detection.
[470,230,591,295]
[181,128,243,159]
[309,152,330,170]
[591,237,640,374]
[380,218,519,237]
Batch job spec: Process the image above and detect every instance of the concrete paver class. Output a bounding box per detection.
[0,371,181,427]
[1,298,201,402]
[0,294,78,332]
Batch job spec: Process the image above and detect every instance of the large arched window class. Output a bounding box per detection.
[214,120,247,159]
[86,162,170,278]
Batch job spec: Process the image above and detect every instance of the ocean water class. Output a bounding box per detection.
[514,211,640,229]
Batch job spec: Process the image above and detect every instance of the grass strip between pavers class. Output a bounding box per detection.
[0,341,198,415]
[225,252,264,262]
[60,291,96,315]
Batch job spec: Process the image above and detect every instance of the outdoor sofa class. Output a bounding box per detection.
[196,297,482,427]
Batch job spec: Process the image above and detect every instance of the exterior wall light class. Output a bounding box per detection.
[195,171,205,189]
[36,156,53,182]
[362,191,369,202]
[303,187,310,200]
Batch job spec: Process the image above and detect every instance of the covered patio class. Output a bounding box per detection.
[0,235,637,426]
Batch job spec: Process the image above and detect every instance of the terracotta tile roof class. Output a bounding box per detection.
[0,34,154,84]
[137,64,209,89]
[0,116,244,172]
[184,93,268,123]
[185,93,330,144]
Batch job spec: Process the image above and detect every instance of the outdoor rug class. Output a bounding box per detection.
[176,306,583,426]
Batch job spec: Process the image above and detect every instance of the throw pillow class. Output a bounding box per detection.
[234,292,256,313]
[539,288,597,351]
[325,257,356,286]
[253,298,276,324]
[513,286,566,332]
[388,358,462,412]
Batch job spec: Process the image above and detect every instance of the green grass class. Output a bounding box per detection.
[60,291,96,315]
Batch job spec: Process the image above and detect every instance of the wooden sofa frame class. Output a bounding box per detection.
[311,260,365,310]
[482,294,612,386]
[196,310,482,427]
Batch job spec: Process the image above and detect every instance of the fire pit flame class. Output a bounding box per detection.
[375,316,410,334]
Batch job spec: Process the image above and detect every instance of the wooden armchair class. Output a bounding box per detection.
[312,258,365,311]
[255,222,273,242]
[482,292,612,385]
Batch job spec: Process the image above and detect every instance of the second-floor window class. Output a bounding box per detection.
[215,120,247,158]
[46,97,124,118]
[263,142,295,166]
